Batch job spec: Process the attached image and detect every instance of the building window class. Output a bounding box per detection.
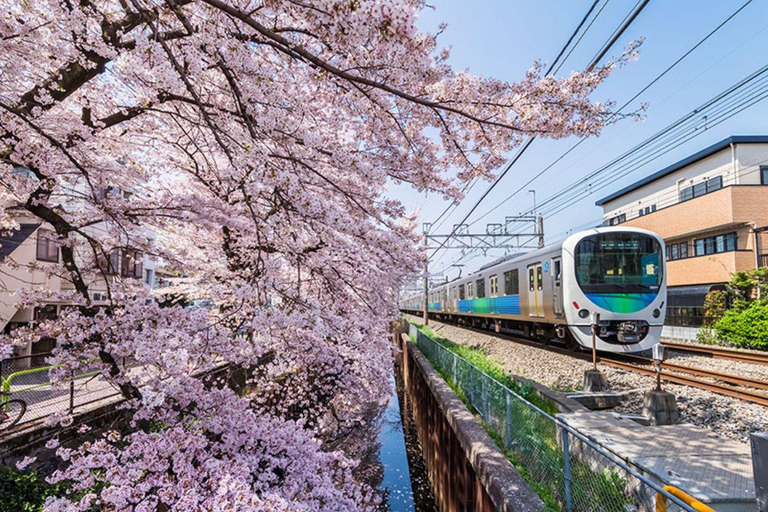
[476,278,486,298]
[679,176,723,203]
[606,213,626,226]
[667,241,690,261]
[762,166,768,185]
[36,229,58,262]
[121,250,144,278]
[694,232,737,256]
[145,269,154,286]
[504,269,519,295]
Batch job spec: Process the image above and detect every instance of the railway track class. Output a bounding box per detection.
[423,318,768,407]
[661,340,768,366]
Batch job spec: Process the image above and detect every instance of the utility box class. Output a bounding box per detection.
[753,433,768,512]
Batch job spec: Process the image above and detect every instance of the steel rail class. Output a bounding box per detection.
[599,358,768,407]
[409,313,768,407]
[662,341,768,366]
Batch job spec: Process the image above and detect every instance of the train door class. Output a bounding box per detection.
[489,274,498,314]
[527,263,544,317]
[552,258,564,318]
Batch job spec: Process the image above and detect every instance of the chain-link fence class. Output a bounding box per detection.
[1,352,123,433]
[408,323,698,512]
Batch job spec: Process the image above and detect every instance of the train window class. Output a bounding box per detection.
[459,284,465,300]
[554,260,561,287]
[574,232,662,293]
[536,266,543,291]
[528,268,534,292]
[476,279,485,298]
[467,282,474,298]
[489,276,498,296]
[504,269,519,295]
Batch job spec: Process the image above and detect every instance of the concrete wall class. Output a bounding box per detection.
[397,332,544,512]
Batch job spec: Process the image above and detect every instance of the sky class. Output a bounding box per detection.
[394,0,768,286]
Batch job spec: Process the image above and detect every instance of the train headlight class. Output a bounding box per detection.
[652,308,661,318]
[578,309,590,319]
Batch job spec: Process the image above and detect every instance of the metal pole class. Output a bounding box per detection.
[69,377,75,414]
[505,392,512,450]
[563,430,573,512]
[538,216,544,249]
[755,227,762,300]
[591,312,600,371]
[423,237,429,326]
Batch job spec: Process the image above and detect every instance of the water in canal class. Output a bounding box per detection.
[353,373,437,512]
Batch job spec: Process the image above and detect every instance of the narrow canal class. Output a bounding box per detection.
[373,372,437,512]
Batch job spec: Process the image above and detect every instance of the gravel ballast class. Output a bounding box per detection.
[404,315,768,443]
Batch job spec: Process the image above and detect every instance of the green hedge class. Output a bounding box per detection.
[714,301,768,350]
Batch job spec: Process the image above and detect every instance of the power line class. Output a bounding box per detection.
[438,63,768,275]
[428,0,651,260]
[467,0,755,229]
[428,0,603,233]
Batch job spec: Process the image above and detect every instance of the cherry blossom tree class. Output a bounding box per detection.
[0,1,637,510]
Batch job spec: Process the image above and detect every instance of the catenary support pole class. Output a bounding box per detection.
[423,238,429,326]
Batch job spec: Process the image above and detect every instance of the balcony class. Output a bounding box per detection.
[623,185,768,240]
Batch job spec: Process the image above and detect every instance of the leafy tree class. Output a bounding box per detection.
[726,267,768,310]
[0,1,636,509]
[702,289,728,327]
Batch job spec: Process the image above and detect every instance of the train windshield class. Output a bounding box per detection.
[574,232,662,294]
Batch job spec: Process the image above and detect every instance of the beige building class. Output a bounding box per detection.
[596,135,768,328]
[0,182,158,357]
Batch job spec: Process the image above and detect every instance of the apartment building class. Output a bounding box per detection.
[596,135,768,331]
[0,182,157,356]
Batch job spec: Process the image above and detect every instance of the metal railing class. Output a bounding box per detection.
[408,323,700,512]
[1,352,123,432]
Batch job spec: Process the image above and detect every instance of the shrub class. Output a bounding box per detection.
[714,301,768,350]
[0,467,67,512]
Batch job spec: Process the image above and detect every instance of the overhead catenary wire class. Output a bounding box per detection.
[437,64,768,275]
[486,61,768,236]
[428,0,604,234]
[427,0,651,262]
[467,0,756,230]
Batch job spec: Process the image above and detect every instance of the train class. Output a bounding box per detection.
[400,227,666,354]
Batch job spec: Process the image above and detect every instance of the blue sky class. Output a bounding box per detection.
[395,0,768,283]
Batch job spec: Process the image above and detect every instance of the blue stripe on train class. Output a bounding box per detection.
[458,295,520,315]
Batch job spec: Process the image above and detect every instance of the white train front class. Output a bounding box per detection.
[400,227,666,354]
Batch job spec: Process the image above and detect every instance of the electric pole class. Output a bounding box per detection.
[422,223,430,326]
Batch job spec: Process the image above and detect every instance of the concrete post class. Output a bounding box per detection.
[752,433,768,512]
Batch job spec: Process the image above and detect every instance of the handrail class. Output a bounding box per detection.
[655,485,717,512]
[405,322,700,512]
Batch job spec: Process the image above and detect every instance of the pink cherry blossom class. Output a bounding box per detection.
[0,1,636,509]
